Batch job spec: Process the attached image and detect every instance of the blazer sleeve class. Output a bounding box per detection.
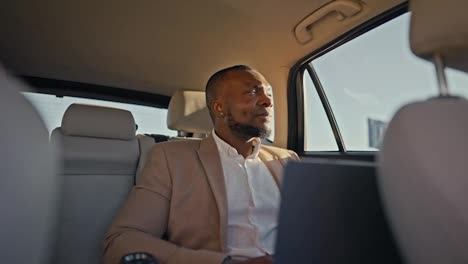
[287,149,300,161]
[103,144,226,264]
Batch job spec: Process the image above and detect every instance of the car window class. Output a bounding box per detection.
[304,12,468,151]
[23,92,176,136]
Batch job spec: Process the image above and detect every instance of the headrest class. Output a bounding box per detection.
[167,90,213,134]
[61,103,136,140]
[410,0,468,72]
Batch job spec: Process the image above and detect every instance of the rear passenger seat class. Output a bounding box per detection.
[51,103,153,264]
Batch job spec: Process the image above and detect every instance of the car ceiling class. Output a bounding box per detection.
[0,0,404,96]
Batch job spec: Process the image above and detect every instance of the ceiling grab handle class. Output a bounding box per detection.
[294,0,363,45]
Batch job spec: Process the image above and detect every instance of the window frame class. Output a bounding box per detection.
[21,76,171,109]
[287,2,409,160]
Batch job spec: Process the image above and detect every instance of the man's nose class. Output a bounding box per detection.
[259,92,273,107]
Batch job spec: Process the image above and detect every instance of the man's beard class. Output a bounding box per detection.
[227,113,271,140]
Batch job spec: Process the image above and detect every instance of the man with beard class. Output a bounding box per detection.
[103,65,299,264]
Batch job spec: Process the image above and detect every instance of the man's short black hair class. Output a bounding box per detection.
[205,65,253,121]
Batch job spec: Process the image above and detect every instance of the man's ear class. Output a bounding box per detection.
[213,101,224,117]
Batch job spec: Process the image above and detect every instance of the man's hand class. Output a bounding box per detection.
[226,255,273,264]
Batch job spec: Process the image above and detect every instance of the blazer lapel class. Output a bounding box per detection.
[259,148,286,188]
[197,135,227,251]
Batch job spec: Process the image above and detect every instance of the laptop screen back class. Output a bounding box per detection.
[274,160,401,264]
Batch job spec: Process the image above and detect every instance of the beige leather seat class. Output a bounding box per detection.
[378,0,468,263]
[0,65,59,263]
[51,103,153,264]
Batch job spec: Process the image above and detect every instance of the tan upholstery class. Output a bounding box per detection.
[167,90,213,134]
[410,0,468,72]
[0,64,59,263]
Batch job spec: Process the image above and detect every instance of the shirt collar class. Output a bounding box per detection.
[212,130,262,159]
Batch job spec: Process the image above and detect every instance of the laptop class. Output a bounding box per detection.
[274,159,402,264]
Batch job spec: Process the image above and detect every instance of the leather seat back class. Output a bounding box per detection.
[51,103,141,264]
[0,65,59,264]
[380,99,468,263]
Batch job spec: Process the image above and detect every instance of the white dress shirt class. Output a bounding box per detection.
[212,131,280,259]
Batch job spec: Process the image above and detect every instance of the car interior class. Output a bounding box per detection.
[1,0,467,263]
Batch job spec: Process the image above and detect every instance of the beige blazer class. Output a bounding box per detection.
[103,135,299,264]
